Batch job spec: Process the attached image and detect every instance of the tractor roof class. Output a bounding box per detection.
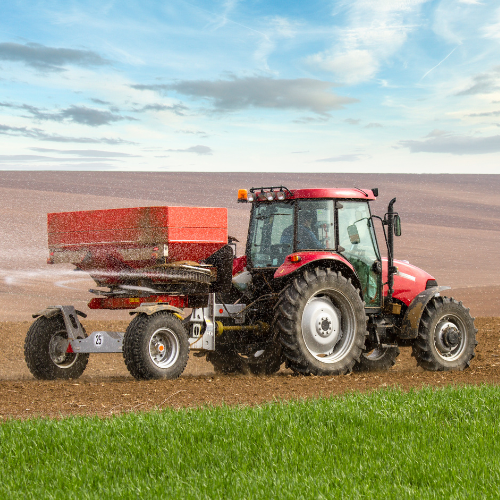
[290,188,377,200]
[240,186,378,203]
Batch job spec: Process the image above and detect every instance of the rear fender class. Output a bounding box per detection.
[274,252,362,292]
[399,286,451,339]
[129,303,183,319]
[32,306,87,320]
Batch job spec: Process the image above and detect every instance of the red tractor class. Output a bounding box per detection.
[24,186,477,380]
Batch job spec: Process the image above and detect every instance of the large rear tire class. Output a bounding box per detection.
[24,315,89,380]
[207,341,282,375]
[353,346,400,372]
[123,312,189,380]
[412,296,477,371]
[275,268,367,376]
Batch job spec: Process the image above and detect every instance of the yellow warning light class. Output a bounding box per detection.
[290,254,302,263]
[238,189,248,203]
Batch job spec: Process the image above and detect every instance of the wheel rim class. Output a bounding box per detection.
[433,314,467,362]
[49,331,78,368]
[301,289,356,364]
[149,328,180,369]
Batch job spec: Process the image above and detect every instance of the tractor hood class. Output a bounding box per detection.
[382,258,436,306]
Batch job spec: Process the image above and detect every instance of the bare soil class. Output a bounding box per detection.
[1,317,499,420]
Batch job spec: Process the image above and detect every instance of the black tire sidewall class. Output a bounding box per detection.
[24,315,89,380]
[424,300,476,370]
[278,269,367,375]
[124,312,189,380]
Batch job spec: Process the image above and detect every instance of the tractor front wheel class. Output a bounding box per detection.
[24,315,89,380]
[123,312,189,380]
[275,268,367,376]
[412,296,477,371]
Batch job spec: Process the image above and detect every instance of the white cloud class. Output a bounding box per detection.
[306,0,429,84]
[307,49,378,84]
[483,9,500,40]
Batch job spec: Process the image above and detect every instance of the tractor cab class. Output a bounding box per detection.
[242,187,382,306]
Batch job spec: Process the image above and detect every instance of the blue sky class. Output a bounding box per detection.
[0,0,499,173]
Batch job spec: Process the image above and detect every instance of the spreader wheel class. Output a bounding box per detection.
[274,267,367,376]
[123,311,189,380]
[353,346,400,372]
[24,315,89,380]
[412,296,477,371]
[207,341,283,375]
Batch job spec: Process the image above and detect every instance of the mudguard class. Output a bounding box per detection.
[129,303,183,318]
[32,306,87,319]
[399,286,451,339]
[274,251,356,279]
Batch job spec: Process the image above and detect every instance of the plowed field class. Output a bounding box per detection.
[1,317,499,420]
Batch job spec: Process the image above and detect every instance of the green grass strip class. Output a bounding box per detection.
[1,384,499,499]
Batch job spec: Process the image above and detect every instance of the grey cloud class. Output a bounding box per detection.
[132,77,357,115]
[365,122,383,129]
[456,69,500,96]
[133,103,188,116]
[165,145,213,155]
[0,42,110,72]
[90,98,111,105]
[130,84,170,92]
[316,154,368,162]
[468,110,500,117]
[177,129,208,138]
[292,115,330,124]
[29,148,138,158]
[60,105,136,126]
[344,118,360,125]
[0,101,135,126]
[399,133,500,155]
[0,154,121,163]
[425,129,450,138]
[0,123,133,144]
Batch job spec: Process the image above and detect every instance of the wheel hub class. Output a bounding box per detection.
[149,328,179,368]
[435,321,461,353]
[317,316,333,337]
[48,333,77,368]
[302,297,341,358]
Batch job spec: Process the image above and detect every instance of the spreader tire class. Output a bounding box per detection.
[275,268,367,376]
[412,296,477,371]
[123,311,189,380]
[207,341,282,375]
[24,315,89,380]
[353,346,400,372]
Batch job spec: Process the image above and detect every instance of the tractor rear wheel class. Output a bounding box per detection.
[24,315,89,380]
[353,346,400,372]
[412,296,477,371]
[207,341,282,375]
[123,312,189,380]
[275,268,367,376]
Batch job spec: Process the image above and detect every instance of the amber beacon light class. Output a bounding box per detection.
[237,189,248,202]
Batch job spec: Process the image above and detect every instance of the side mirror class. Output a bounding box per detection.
[394,215,402,237]
[347,224,360,244]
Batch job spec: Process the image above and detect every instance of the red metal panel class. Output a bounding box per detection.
[290,188,376,200]
[47,206,228,263]
[88,295,189,310]
[274,251,356,279]
[382,258,435,306]
[166,206,227,228]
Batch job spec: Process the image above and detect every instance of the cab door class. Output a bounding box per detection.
[337,201,381,306]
